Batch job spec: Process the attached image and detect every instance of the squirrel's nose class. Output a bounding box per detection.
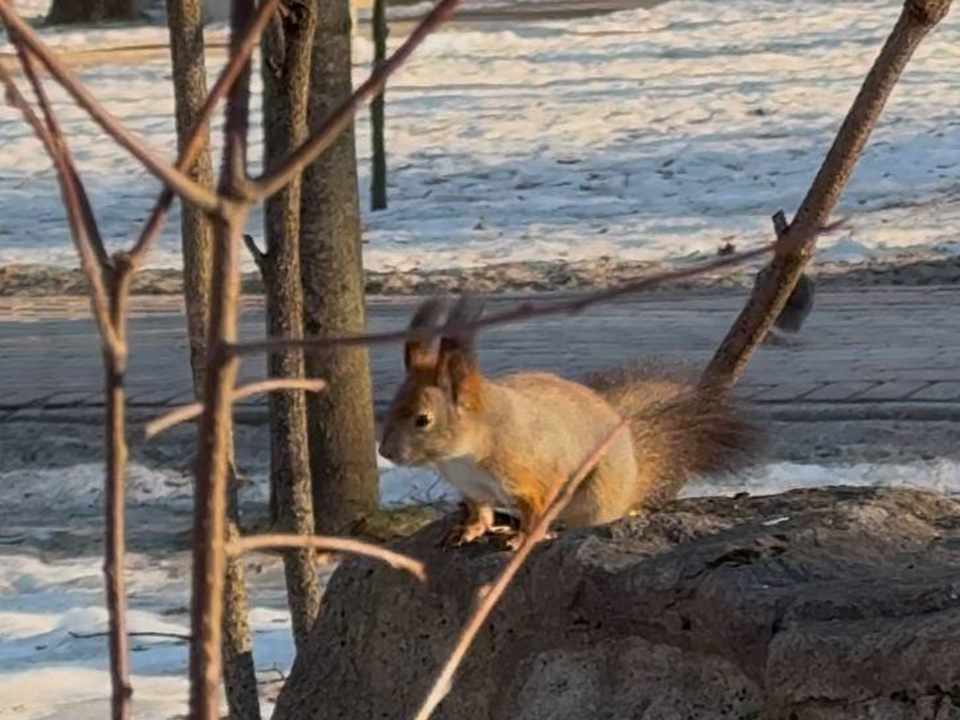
[378,436,398,463]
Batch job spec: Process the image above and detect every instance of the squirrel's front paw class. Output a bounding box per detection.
[440,520,489,549]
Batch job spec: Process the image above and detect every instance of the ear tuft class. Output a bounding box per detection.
[436,293,486,406]
[404,296,449,371]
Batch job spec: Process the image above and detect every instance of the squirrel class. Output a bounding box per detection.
[378,295,762,549]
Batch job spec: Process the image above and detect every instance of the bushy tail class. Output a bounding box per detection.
[583,361,763,508]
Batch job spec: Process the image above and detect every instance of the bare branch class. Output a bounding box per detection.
[70,630,192,643]
[771,209,789,239]
[188,1,257,718]
[17,47,110,269]
[144,378,327,438]
[251,0,465,201]
[241,233,267,271]
[188,204,248,720]
[3,24,139,720]
[231,241,782,357]
[0,59,124,356]
[228,534,426,582]
[701,0,951,389]
[128,0,282,266]
[412,420,629,720]
[104,338,133,720]
[0,0,222,214]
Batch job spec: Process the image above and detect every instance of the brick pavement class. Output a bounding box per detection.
[1,287,958,423]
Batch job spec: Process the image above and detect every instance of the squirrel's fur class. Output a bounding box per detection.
[379,295,762,547]
[583,361,761,508]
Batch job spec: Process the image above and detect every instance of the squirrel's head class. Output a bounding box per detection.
[379,295,486,466]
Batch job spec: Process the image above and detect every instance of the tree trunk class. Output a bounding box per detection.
[301,0,380,535]
[259,0,322,649]
[221,496,260,720]
[166,0,213,392]
[369,0,388,211]
[46,0,136,24]
[166,2,260,718]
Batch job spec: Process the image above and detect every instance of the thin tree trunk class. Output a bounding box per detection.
[46,0,136,24]
[301,0,380,534]
[259,0,322,649]
[701,0,952,389]
[166,0,213,392]
[369,0,388,210]
[221,494,260,720]
[166,2,260,718]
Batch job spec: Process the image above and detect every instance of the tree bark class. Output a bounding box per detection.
[46,0,136,24]
[221,496,260,720]
[166,0,214,392]
[301,0,380,534]
[260,0,322,649]
[370,0,388,210]
[166,2,260,718]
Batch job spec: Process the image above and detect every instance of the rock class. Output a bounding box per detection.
[274,488,960,720]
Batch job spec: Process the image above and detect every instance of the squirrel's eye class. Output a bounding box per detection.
[415,412,432,428]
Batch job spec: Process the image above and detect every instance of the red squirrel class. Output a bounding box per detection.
[379,295,761,548]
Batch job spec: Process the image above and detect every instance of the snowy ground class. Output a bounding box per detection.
[1,0,959,274]
[3,453,960,720]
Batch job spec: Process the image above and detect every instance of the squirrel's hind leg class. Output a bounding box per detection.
[504,494,556,551]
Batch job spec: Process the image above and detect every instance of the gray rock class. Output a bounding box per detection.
[274,488,960,720]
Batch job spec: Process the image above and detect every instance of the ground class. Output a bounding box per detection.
[3,288,960,719]
[1,0,959,718]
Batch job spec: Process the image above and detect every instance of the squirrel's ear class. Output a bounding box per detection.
[436,294,485,406]
[404,296,448,371]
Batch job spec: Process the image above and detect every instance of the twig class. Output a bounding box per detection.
[256,666,287,685]
[144,378,327,438]
[69,630,192,643]
[0,58,123,356]
[241,233,267,271]
[128,0,282,266]
[16,46,110,270]
[228,534,427,582]
[251,0,464,201]
[0,0,222,214]
[771,209,789,239]
[701,0,951,389]
[232,217,851,360]
[232,240,781,357]
[411,420,628,720]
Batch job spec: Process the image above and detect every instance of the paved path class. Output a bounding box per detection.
[1,287,958,424]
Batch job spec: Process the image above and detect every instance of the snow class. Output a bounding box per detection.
[0,549,296,720]
[382,457,960,508]
[3,456,960,720]
[683,458,960,500]
[0,463,194,511]
[1,0,959,273]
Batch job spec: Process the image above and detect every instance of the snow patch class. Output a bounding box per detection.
[2,457,960,718]
[1,0,959,272]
